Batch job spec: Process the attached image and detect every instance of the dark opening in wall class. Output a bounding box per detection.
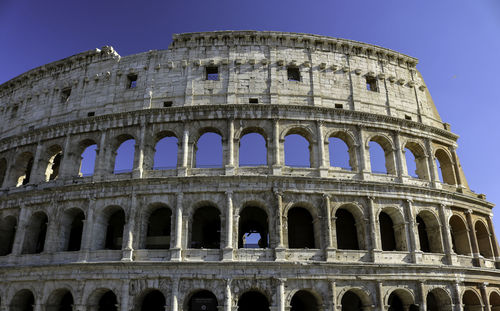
[127,74,138,88]
[104,210,125,250]
[366,76,378,92]
[335,103,343,109]
[238,206,269,248]
[146,207,172,249]
[405,115,412,120]
[416,215,430,253]
[191,206,221,249]
[99,291,118,311]
[87,112,95,117]
[379,212,396,251]
[189,290,218,311]
[206,66,219,80]
[336,209,359,250]
[238,291,270,311]
[341,291,362,311]
[66,210,85,251]
[163,101,173,107]
[61,88,71,103]
[11,105,18,119]
[288,207,315,249]
[287,67,301,82]
[249,98,259,104]
[290,290,318,311]
[141,290,166,311]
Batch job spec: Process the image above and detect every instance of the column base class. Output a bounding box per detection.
[274,247,286,261]
[325,248,336,262]
[222,247,234,261]
[225,165,235,176]
[371,249,382,263]
[78,250,90,263]
[121,249,134,261]
[318,167,329,178]
[132,168,143,179]
[412,250,423,264]
[272,165,282,175]
[177,167,188,177]
[170,248,182,261]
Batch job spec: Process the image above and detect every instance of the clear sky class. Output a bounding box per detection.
[1,0,500,238]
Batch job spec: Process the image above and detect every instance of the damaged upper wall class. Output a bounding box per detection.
[0,31,444,139]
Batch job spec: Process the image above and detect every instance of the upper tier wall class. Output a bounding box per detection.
[0,31,442,140]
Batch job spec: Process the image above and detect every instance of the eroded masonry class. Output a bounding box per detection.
[0,31,499,311]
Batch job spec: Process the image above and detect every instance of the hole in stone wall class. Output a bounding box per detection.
[288,207,315,249]
[87,111,95,117]
[335,103,343,109]
[79,144,97,177]
[104,209,125,250]
[195,132,222,168]
[206,66,219,80]
[329,137,350,170]
[249,98,259,104]
[0,216,16,256]
[379,212,396,251]
[61,88,71,103]
[284,134,310,168]
[191,206,221,249]
[336,209,359,250]
[146,207,172,249]
[287,67,301,82]
[127,74,138,88]
[22,211,48,254]
[163,101,173,107]
[114,139,135,174]
[238,206,269,248]
[365,76,378,92]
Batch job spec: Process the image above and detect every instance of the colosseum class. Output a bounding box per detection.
[0,30,499,311]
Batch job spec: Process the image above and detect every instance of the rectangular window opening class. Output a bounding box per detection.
[87,112,95,117]
[163,101,173,108]
[10,105,18,119]
[249,98,259,104]
[206,66,219,80]
[366,76,378,92]
[127,74,138,88]
[335,103,343,109]
[61,88,71,103]
[405,114,412,120]
[287,67,301,82]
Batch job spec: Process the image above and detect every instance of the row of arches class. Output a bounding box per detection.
[5,285,500,311]
[0,125,459,188]
[0,201,495,260]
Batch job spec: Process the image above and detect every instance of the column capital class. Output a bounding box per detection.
[366,196,375,202]
[225,190,233,196]
[406,199,413,204]
[323,193,331,200]
[465,209,473,215]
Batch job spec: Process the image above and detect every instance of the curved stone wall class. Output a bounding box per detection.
[0,31,499,311]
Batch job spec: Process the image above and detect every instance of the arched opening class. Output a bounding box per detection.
[290,290,319,311]
[22,211,48,254]
[369,136,396,175]
[404,142,429,180]
[449,215,472,255]
[435,149,456,185]
[239,132,267,166]
[462,290,482,311]
[46,289,73,311]
[104,209,125,250]
[13,152,34,187]
[475,221,494,258]
[10,289,35,311]
[0,158,7,187]
[285,133,311,168]
[329,136,351,170]
[191,206,221,249]
[195,132,223,168]
[140,290,166,311]
[416,211,443,253]
[146,207,172,249]
[61,208,85,252]
[188,290,218,311]
[45,146,63,181]
[426,288,452,311]
[387,290,417,311]
[288,207,316,249]
[153,134,178,170]
[489,292,500,311]
[336,209,359,250]
[98,290,118,311]
[114,137,135,174]
[0,215,17,256]
[379,211,397,251]
[238,206,269,248]
[79,142,97,177]
[341,291,363,311]
[238,291,270,311]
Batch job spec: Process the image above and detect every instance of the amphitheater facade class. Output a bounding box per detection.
[0,31,499,311]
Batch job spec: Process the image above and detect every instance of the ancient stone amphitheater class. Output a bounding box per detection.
[0,30,498,311]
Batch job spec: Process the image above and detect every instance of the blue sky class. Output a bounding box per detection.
[1,0,500,238]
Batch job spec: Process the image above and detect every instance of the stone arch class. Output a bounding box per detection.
[92,205,126,250]
[194,127,224,168]
[142,203,173,249]
[87,288,119,311]
[186,289,219,311]
[474,219,494,258]
[403,140,429,180]
[0,157,8,187]
[22,210,48,254]
[10,289,35,311]
[334,203,366,250]
[367,134,396,175]
[190,203,221,249]
[462,289,482,311]
[134,288,167,311]
[283,126,316,168]
[386,288,416,311]
[426,287,452,311]
[152,130,179,170]
[326,130,358,171]
[434,148,456,185]
[59,207,85,252]
[112,134,136,174]
[416,209,443,253]
[449,214,472,255]
[238,204,269,248]
[44,144,63,181]
[286,203,320,249]
[76,138,98,177]
[288,289,322,311]
[11,151,34,187]
[238,127,268,167]
[489,290,500,311]
[339,288,372,311]
[237,290,270,311]
[45,288,74,311]
[378,207,407,251]
[0,215,17,256]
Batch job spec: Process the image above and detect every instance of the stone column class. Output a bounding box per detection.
[223,191,234,261]
[438,204,454,265]
[453,282,462,311]
[465,210,481,266]
[94,130,108,180]
[122,194,137,261]
[171,192,183,261]
[58,133,73,179]
[480,283,491,311]
[420,281,427,311]
[275,190,285,261]
[450,146,463,188]
[272,119,281,175]
[277,279,285,311]
[377,282,385,311]
[120,281,129,311]
[11,204,28,256]
[132,120,146,178]
[79,197,96,262]
[404,199,420,263]
[425,138,440,187]
[225,119,235,175]
[29,141,44,184]
[178,127,189,176]
[356,125,370,179]
[171,278,180,311]
[317,121,328,177]
[486,215,500,268]
[225,279,232,311]
[367,197,380,262]
[392,132,405,181]
[329,281,336,311]
[324,194,335,261]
